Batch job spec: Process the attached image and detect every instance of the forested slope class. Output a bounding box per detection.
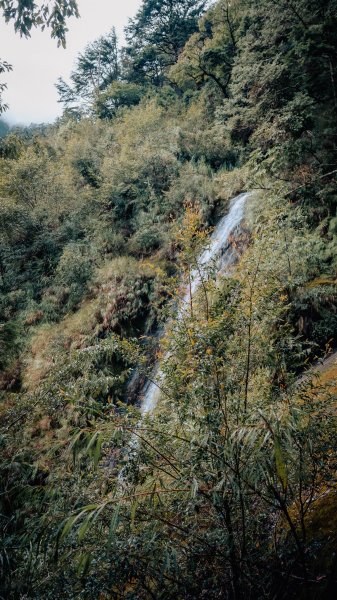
[0,0,336,598]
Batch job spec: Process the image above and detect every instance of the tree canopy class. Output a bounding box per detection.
[123,0,209,86]
[0,0,79,42]
[56,27,120,116]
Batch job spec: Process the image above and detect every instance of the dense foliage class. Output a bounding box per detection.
[0,0,336,598]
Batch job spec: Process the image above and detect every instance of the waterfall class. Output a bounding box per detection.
[140,192,250,417]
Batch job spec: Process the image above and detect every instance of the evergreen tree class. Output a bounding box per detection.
[123,0,209,86]
[56,27,120,116]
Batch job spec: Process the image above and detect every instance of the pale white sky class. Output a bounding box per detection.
[1,0,141,124]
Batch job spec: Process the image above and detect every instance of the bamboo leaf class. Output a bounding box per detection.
[86,431,99,452]
[69,429,84,452]
[77,511,96,542]
[60,505,98,542]
[77,552,92,577]
[60,512,85,542]
[108,505,120,546]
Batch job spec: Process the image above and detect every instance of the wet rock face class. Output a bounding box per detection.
[125,368,148,405]
[219,225,251,269]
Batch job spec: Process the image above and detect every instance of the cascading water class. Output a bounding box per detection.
[140,192,250,417]
[116,192,250,481]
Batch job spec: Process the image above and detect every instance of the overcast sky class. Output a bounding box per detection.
[1,0,141,125]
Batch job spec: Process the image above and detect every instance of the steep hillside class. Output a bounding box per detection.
[0,1,336,598]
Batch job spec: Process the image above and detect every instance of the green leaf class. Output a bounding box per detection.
[77,552,92,577]
[60,505,98,541]
[108,505,120,546]
[60,512,85,542]
[77,511,96,542]
[86,431,99,452]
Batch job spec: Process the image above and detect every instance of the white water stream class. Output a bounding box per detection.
[116,192,249,481]
[140,192,250,416]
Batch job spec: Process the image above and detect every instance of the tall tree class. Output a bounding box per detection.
[223,0,337,219]
[123,0,209,86]
[56,27,120,116]
[170,1,241,96]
